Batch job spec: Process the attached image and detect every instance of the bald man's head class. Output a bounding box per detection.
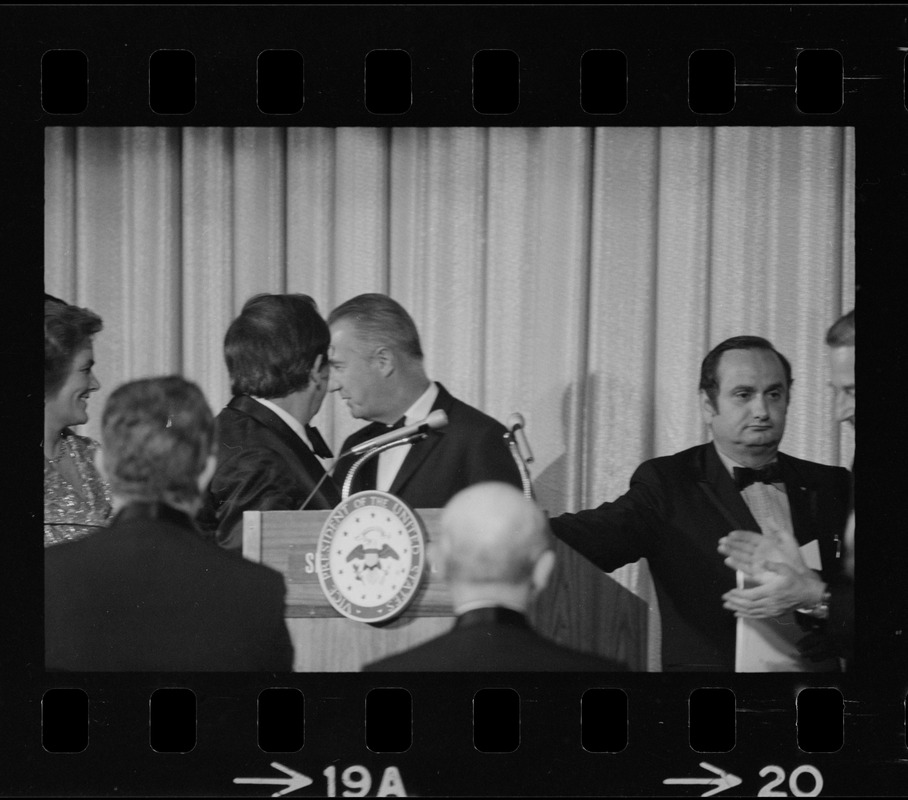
[438,482,552,586]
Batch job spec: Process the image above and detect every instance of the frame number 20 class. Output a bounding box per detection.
[758,765,823,797]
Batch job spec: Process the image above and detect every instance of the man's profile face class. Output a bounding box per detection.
[828,345,855,428]
[327,319,384,421]
[702,348,789,461]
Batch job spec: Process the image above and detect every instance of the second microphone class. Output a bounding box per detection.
[347,409,450,456]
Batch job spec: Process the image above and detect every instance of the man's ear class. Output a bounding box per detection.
[197,453,217,493]
[310,354,327,385]
[531,549,556,594]
[372,346,394,376]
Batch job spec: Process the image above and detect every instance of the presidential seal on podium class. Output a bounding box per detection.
[316,490,427,623]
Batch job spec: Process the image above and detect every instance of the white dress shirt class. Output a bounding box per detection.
[715,446,833,672]
[252,397,313,452]
[376,382,439,492]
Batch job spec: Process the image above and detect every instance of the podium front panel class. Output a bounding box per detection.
[244,509,455,671]
[244,509,451,618]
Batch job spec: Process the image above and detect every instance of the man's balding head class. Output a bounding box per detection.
[438,482,552,588]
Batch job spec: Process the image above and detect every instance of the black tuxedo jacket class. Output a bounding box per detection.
[550,443,851,672]
[798,571,854,665]
[363,606,626,672]
[333,383,522,508]
[799,463,855,666]
[198,395,341,551]
[45,502,294,672]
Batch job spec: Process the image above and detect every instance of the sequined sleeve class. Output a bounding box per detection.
[44,433,113,547]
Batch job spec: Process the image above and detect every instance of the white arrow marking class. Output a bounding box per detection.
[663,761,742,797]
[234,762,313,797]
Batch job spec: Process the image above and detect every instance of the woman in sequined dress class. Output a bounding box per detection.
[44,296,112,546]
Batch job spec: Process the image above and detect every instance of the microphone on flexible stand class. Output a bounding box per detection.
[504,412,535,500]
[299,410,450,508]
[348,410,448,455]
[507,412,535,464]
[341,410,449,500]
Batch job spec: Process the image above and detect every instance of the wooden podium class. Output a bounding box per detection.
[243,508,454,671]
[244,507,650,672]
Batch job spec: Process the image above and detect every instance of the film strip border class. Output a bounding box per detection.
[39,685,852,755]
[19,674,908,796]
[37,47,897,118]
[1,5,907,125]
[4,4,908,797]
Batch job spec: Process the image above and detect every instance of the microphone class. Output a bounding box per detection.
[298,410,449,509]
[507,412,534,464]
[348,410,449,456]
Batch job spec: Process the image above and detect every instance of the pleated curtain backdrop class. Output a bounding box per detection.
[45,126,855,670]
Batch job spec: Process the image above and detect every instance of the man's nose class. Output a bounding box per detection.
[751,395,769,418]
[89,372,101,391]
[327,373,341,392]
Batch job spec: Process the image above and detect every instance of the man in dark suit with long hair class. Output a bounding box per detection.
[550,336,851,672]
[364,482,624,672]
[198,293,341,551]
[45,376,293,671]
[327,293,520,506]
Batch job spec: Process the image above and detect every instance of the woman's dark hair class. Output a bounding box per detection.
[225,293,330,398]
[45,297,103,396]
[699,335,793,410]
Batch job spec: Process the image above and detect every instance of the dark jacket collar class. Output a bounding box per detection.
[387,383,452,494]
[227,395,325,464]
[347,382,453,441]
[694,442,821,549]
[340,382,454,496]
[454,606,530,630]
[114,501,197,531]
[694,443,761,531]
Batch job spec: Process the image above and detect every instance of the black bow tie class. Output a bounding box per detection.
[733,464,782,490]
[388,416,407,431]
[305,425,333,459]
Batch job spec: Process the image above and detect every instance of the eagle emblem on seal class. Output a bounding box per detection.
[316,491,426,623]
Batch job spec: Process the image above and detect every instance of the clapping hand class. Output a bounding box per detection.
[718,528,823,619]
[718,527,809,577]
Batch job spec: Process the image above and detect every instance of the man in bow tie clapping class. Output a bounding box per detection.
[719,312,856,669]
[550,336,850,672]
